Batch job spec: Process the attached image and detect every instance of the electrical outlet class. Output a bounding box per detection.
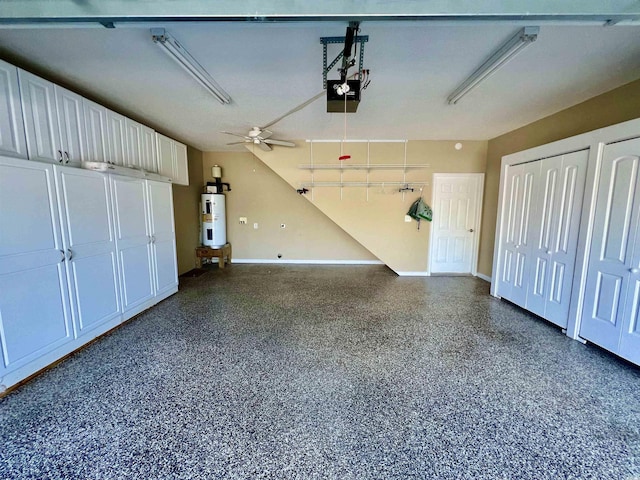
[404,215,412,223]
[239,217,247,224]
[253,223,259,229]
[280,223,286,229]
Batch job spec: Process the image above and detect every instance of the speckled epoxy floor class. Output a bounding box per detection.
[1,265,639,479]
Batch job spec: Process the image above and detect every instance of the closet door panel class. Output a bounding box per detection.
[580,141,640,351]
[497,165,522,299]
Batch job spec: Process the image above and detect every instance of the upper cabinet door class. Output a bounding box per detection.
[83,99,108,163]
[18,70,63,164]
[141,124,157,173]
[105,109,127,166]
[173,141,189,186]
[0,60,27,159]
[156,132,174,179]
[125,118,144,170]
[55,86,87,165]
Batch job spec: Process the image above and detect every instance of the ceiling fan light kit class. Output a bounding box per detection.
[447,26,539,105]
[151,28,232,105]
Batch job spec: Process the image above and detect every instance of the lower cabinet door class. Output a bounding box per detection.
[147,180,178,296]
[0,158,73,387]
[111,175,154,316]
[56,166,121,338]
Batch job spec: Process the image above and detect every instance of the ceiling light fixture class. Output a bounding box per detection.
[151,28,231,105]
[447,26,539,105]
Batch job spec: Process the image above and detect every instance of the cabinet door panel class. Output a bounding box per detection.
[148,181,177,295]
[141,125,157,173]
[56,167,120,337]
[106,110,127,166]
[0,158,72,374]
[0,60,27,158]
[125,118,143,169]
[174,141,189,185]
[55,87,86,165]
[156,133,174,179]
[111,176,154,312]
[84,100,108,163]
[19,70,61,163]
[581,139,640,352]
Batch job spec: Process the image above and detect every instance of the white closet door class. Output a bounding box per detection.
[55,87,87,165]
[527,150,588,326]
[83,100,108,163]
[18,70,62,164]
[619,221,640,363]
[0,158,73,376]
[497,161,539,307]
[147,181,178,296]
[56,166,121,337]
[0,60,27,159]
[111,176,154,314]
[580,138,640,353]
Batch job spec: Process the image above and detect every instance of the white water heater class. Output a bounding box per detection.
[201,193,226,247]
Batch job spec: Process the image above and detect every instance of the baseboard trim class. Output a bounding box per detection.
[396,271,430,277]
[476,272,492,283]
[231,259,384,265]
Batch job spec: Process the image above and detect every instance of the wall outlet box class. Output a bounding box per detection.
[239,217,247,224]
[253,223,259,229]
[404,215,412,223]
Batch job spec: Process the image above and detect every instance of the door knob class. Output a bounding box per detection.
[630,267,640,274]
[469,228,474,233]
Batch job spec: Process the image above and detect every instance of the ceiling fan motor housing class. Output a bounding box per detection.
[327,80,361,112]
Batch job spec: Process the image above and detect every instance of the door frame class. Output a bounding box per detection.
[428,173,484,276]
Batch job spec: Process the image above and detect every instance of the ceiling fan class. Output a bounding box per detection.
[222,127,295,151]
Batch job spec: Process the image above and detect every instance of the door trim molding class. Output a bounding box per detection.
[428,173,484,276]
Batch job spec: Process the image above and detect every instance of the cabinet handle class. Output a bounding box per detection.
[64,151,70,164]
[67,249,73,261]
[57,150,63,163]
[630,267,640,274]
[152,235,156,243]
[60,250,65,263]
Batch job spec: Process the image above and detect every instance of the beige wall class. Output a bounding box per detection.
[251,140,487,273]
[173,146,204,275]
[202,151,378,262]
[477,78,640,277]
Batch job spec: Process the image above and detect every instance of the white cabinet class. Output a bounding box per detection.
[83,99,109,163]
[55,166,122,338]
[147,181,179,297]
[105,109,127,167]
[19,70,87,165]
[0,157,74,388]
[0,59,27,159]
[580,137,640,364]
[156,132,189,185]
[111,176,178,319]
[126,118,157,172]
[494,150,589,328]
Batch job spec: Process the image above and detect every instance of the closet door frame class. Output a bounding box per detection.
[491,117,640,341]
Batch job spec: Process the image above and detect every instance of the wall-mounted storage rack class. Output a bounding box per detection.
[300,140,430,200]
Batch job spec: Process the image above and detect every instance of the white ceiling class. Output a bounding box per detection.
[0,19,639,151]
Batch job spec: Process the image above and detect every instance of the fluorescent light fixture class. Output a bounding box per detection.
[151,28,231,105]
[447,26,539,105]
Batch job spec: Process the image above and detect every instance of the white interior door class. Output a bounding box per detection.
[430,174,483,274]
[526,150,589,326]
[580,138,640,353]
[56,166,121,337]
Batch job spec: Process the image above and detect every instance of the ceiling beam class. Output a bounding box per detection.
[1,0,640,25]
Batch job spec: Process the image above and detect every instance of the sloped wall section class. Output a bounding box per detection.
[251,140,487,274]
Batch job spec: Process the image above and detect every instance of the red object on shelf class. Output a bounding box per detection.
[338,155,351,161]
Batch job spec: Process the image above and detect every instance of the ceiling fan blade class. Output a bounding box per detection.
[259,129,273,139]
[221,131,249,140]
[257,141,272,152]
[227,141,248,145]
[263,139,296,147]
